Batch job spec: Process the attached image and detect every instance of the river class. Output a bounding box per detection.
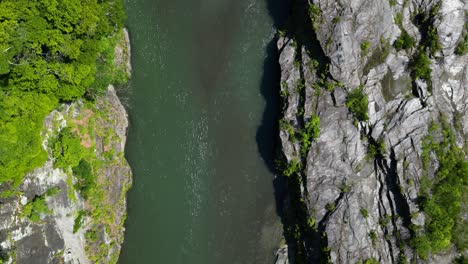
[119,0,288,263]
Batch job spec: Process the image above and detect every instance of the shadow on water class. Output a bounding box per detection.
[255,0,291,216]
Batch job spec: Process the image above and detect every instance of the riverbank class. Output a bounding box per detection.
[0,28,133,263]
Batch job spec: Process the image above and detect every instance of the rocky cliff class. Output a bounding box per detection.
[0,29,132,264]
[275,0,467,263]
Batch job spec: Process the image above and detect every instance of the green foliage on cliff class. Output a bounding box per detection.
[308,3,322,30]
[51,128,87,169]
[393,30,415,51]
[0,93,57,185]
[0,0,126,187]
[360,41,371,55]
[346,86,369,122]
[360,208,369,218]
[21,195,51,222]
[283,159,300,177]
[73,210,86,233]
[413,118,468,258]
[455,22,468,55]
[72,159,96,199]
[299,115,321,156]
[410,49,432,87]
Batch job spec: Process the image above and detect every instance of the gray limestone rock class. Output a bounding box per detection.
[276,0,467,263]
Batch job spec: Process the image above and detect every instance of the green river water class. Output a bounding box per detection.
[119,0,288,263]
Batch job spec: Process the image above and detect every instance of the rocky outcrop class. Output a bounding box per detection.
[276,0,467,263]
[0,29,132,264]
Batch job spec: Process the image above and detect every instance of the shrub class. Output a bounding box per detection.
[73,210,86,233]
[45,187,61,196]
[360,208,369,218]
[52,128,86,169]
[394,30,415,51]
[283,159,300,177]
[411,49,432,84]
[21,195,51,222]
[308,3,322,30]
[326,202,336,211]
[363,258,379,264]
[72,159,96,199]
[424,25,442,55]
[346,86,369,122]
[299,115,321,157]
[369,230,377,245]
[361,41,371,55]
[455,23,468,55]
[307,217,316,230]
[367,138,386,159]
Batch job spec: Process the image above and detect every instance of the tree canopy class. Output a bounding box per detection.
[0,0,126,185]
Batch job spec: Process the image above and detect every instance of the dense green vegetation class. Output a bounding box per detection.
[308,3,322,30]
[346,86,369,122]
[73,210,86,233]
[51,128,87,169]
[367,138,386,159]
[21,195,51,222]
[299,116,321,156]
[412,118,468,258]
[393,30,415,51]
[72,159,96,199]
[417,2,442,56]
[410,49,432,91]
[0,0,126,187]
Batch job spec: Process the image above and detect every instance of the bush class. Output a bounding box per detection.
[424,25,442,55]
[369,230,377,245]
[326,202,336,211]
[299,115,321,157]
[361,41,371,55]
[308,3,322,30]
[21,195,51,222]
[283,159,300,177]
[307,217,316,230]
[52,128,86,169]
[72,159,96,199]
[363,258,379,264]
[360,208,369,218]
[346,86,369,122]
[367,138,386,159]
[394,30,415,51]
[411,49,432,84]
[73,210,86,233]
[455,23,468,55]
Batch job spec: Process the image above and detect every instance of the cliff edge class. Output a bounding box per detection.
[0,29,133,264]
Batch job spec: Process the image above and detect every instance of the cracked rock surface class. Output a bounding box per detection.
[275,0,467,263]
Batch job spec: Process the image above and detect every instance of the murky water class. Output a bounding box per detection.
[119,0,288,263]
